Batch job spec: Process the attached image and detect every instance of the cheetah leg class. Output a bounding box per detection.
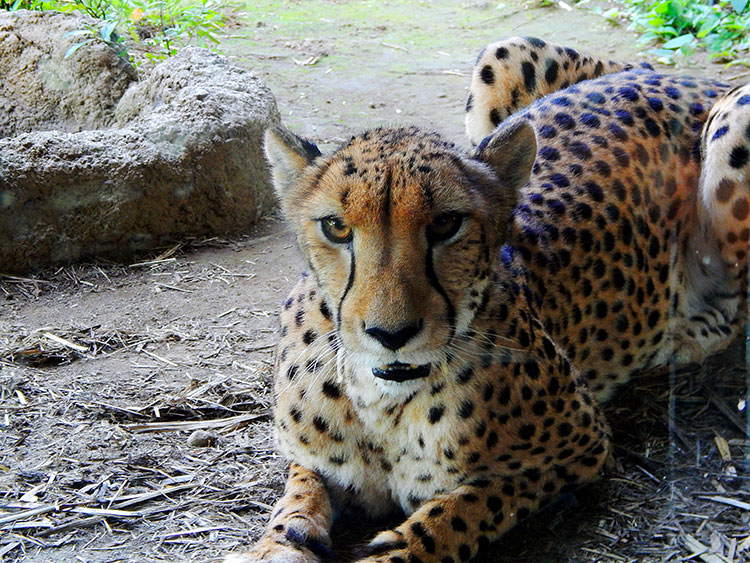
[355,455,607,563]
[226,463,333,563]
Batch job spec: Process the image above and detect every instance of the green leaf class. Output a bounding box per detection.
[697,14,720,38]
[64,40,91,59]
[100,20,117,42]
[731,0,748,13]
[662,33,694,48]
[654,1,670,15]
[650,48,676,57]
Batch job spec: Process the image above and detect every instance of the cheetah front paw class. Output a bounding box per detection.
[226,514,333,563]
[225,537,323,563]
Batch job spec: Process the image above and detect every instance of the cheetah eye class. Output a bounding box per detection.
[320,216,353,244]
[427,213,464,242]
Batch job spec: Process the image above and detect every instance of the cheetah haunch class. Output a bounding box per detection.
[229,36,748,562]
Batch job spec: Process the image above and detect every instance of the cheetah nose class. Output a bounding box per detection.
[364,320,423,351]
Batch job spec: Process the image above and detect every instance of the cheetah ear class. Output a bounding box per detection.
[473,119,537,200]
[264,127,322,197]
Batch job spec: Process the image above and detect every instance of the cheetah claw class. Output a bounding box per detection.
[285,525,335,558]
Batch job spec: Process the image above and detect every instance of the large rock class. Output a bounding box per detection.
[0,11,280,273]
[0,10,137,136]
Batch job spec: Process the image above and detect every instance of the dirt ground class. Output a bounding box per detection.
[2,1,750,562]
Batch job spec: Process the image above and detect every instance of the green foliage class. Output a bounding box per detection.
[620,0,750,65]
[2,0,225,67]
[116,0,224,63]
[5,0,115,18]
[63,19,128,59]
[3,0,69,11]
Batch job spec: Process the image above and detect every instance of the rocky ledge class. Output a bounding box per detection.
[0,10,279,273]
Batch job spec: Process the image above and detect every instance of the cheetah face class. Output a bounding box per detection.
[265,122,536,391]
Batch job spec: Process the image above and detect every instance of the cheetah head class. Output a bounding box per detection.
[265,122,536,392]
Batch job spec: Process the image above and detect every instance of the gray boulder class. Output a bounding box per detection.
[0,10,137,136]
[0,11,279,273]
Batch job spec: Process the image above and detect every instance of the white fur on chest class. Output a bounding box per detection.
[341,363,465,514]
[277,357,468,517]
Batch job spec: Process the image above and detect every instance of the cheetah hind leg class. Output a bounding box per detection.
[226,464,334,563]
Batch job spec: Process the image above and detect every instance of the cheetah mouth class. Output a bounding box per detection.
[372,362,431,382]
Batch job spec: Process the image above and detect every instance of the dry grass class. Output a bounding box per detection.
[0,235,291,562]
[0,340,279,560]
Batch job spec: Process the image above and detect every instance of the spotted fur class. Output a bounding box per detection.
[699,82,750,290]
[465,36,653,145]
[228,37,744,563]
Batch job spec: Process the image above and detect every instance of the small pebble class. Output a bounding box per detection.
[187,430,216,447]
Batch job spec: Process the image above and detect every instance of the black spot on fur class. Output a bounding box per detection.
[489,108,501,126]
[428,405,445,424]
[480,65,495,85]
[287,365,299,381]
[302,330,317,345]
[458,399,475,419]
[322,380,341,399]
[451,517,468,532]
[730,145,750,168]
[521,61,537,92]
[313,416,328,432]
[519,424,536,440]
[521,37,544,49]
[544,60,559,85]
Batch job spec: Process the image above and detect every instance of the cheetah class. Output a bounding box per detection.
[228,37,747,562]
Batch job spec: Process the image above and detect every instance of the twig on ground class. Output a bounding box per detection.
[123,412,268,433]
